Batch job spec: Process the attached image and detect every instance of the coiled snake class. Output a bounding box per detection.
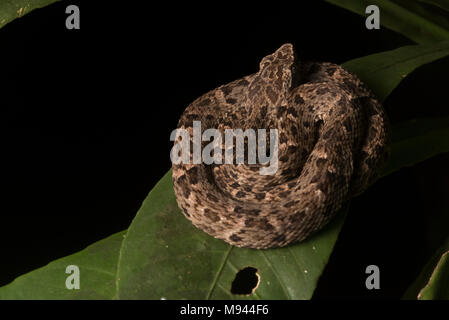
[172,44,390,249]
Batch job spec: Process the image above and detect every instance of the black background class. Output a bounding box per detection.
[0,0,448,299]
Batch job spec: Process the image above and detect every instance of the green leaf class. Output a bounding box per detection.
[403,238,449,300]
[418,252,449,299]
[116,171,348,300]
[0,0,61,30]
[0,231,126,299]
[325,0,449,44]
[342,41,449,101]
[393,0,449,33]
[381,117,449,178]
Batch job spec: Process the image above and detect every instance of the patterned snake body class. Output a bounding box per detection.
[172,44,390,249]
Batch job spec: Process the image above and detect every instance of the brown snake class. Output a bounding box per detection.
[171,44,390,249]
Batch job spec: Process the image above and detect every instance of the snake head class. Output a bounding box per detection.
[248,43,297,108]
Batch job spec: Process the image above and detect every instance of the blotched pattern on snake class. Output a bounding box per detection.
[172,43,390,249]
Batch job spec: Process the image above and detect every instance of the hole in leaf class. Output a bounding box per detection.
[230,266,260,295]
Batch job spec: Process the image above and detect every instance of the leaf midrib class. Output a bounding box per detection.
[206,245,233,299]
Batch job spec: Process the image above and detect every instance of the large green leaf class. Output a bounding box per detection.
[343,41,449,101]
[0,231,126,299]
[1,41,449,299]
[393,0,449,33]
[381,117,449,178]
[116,171,348,300]
[0,0,61,30]
[326,0,449,44]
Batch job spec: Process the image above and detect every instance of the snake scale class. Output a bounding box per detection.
[172,44,390,249]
